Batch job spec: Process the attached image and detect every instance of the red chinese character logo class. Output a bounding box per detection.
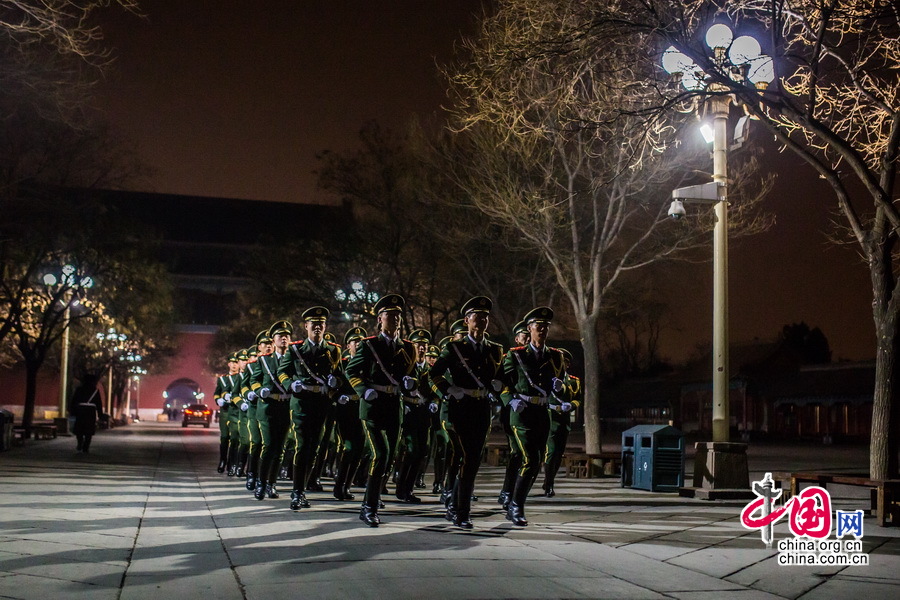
[788,487,831,538]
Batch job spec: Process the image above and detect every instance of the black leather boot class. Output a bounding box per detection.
[506,476,529,527]
[245,472,256,491]
[333,460,355,501]
[359,504,380,527]
[217,460,227,474]
[454,480,474,529]
[266,483,279,499]
[290,490,310,510]
[254,481,266,501]
[542,463,555,497]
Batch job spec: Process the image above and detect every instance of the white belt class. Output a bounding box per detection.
[516,394,548,405]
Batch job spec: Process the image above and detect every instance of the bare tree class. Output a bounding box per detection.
[563,0,900,477]
[444,0,770,453]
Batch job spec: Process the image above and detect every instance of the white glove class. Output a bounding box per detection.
[364,388,378,401]
[429,402,439,413]
[338,394,350,405]
[447,385,464,400]
[552,378,564,393]
[404,405,411,415]
[224,392,232,402]
[259,387,271,399]
[402,376,416,391]
[510,398,526,413]
[216,398,226,407]
[491,379,503,392]
[560,402,573,413]
[247,391,258,402]
[240,402,249,411]
[291,380,303,393]
[327,374,340,389]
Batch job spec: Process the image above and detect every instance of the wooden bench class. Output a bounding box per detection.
[32,424,58,440]
[484,443,510,466]
[789,471,900,527]
[564,451,622,478]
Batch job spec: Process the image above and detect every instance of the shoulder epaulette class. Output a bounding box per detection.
[259,351,273,357]
[509,345,526,351]
[289,340,304,346]
[363,335,377,341]
[327,341,342,349]
[247,357,258,364]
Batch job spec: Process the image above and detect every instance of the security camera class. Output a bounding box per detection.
[668,199,686,220]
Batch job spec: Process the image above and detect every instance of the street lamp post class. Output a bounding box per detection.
[661,23,774,498]
[42,265,93,428]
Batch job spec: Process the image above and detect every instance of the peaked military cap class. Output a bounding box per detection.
[425,344,440,357]
[236,348,249,361]
[247,347,258,358]
[227,352,239,363]
[450,319,466,335]
[302,306,330,322]
[323,332,336,343]
[512,320,528,335]
[255,329,273,346]
[523,306,554,324]
[269,320,293,337]
[374,294,404,314]
[460,296,492,317]
[439,336,452,349]
[344,326,367,345]
[408,328,432,343]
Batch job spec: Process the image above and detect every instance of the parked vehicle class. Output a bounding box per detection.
[182,404,212,428]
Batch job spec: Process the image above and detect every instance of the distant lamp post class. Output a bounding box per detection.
[96,327,128,417]
[661,24,774,499]
[42,264,93,419]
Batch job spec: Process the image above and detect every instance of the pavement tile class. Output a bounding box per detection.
[0,572,120,600]
[120,570,242,600]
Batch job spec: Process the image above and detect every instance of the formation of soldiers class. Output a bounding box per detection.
[213,295,582,529]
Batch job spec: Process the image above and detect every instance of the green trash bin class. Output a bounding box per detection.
[621,424,684,492]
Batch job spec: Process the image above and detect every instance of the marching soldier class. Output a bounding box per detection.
[502,306,567,527]
[331,326,368,501]
[346,294,417,527]
[498,320,529,508]
[428,296,504,529]
[214,352,240,473]
[542,347,581,497]
[308,330,342,490]
[241,336,271,492]
[395,328,434,503]
[233,344,262,478]
[277,307,343,510]
[423,344,448,494]
[226,348,249,476]
[247,320,293,500]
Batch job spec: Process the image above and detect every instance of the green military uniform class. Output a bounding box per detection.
[241,343,266,492]
[330,327,368,501]
[277,307,343,510]
[346,294,417,527]
[247,320,294,500]
[498,320,529,508]
[429,297,504,529]
[435,320,468,498]
[214,352,240,473]
[394,328,434,503]
[543,354,581,496]
[423,344,448,494]
[308,330,342,492]
[225,348,248,477]
[233,346,260,478]
[502,306,567,527]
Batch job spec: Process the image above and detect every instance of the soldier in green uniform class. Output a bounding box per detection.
[502,306,567,527]
[346,294,417,527]
[308,330,342,491]
[498,320,529,508]
[277,306,343,510]
[428,296,505,529]
[246,320,293,500]
[241,335,270,492]
[226,348,249,477]
[394,328,434,503]
[420,344,445,493]
[435,322,467,504]
[331,326,367,501]
[542,348,581,497]
[214,352,241,473]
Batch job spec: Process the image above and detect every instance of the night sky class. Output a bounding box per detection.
[91,1,873,363]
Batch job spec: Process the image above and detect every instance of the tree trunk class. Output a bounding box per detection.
[870,312,899,479]
[579,319,602,454]
[21,359,40,438]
